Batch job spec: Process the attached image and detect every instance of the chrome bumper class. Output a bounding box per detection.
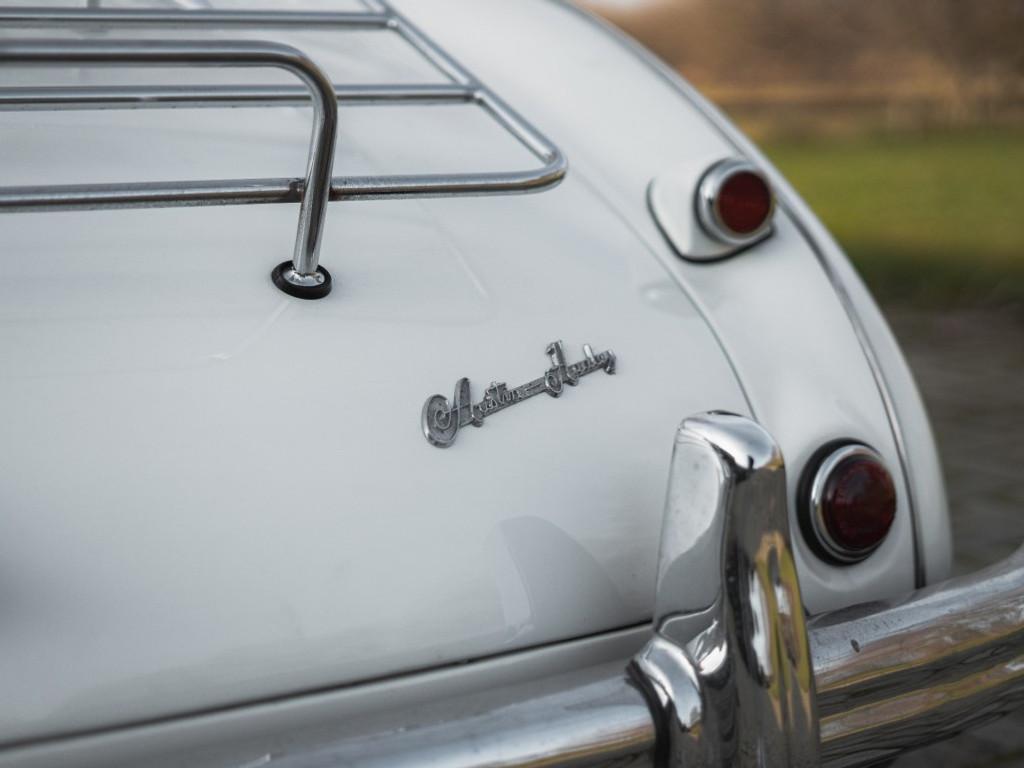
[276,414,1024,767]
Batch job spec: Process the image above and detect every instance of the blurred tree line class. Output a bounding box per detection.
[589,0,1024,133]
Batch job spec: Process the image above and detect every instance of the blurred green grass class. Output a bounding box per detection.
[761,129,1024,305]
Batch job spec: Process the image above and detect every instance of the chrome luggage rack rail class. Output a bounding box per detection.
[0,1,567,298]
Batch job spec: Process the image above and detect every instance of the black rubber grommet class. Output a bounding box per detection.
[271,262,333,300]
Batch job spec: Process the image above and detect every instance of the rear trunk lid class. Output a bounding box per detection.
[0,0,748,743]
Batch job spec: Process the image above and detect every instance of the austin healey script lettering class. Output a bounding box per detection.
[421,340,616,448]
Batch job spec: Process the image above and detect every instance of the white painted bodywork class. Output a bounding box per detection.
[0,0,950,758]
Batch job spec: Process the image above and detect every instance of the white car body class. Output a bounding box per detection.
[0,1,952,765]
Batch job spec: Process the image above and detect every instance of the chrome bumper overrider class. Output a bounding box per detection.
[277,413,1024,767]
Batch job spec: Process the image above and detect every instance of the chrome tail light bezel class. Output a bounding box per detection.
[800,441,897,563]
[695,157,776,246]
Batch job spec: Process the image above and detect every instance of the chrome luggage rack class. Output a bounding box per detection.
[0,2,567,298]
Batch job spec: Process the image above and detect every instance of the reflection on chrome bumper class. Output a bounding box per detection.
[631,413,819,766]
[275,413,1024,768]
[812,545,1024,764]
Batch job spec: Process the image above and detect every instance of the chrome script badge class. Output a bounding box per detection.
[422,340,616,448]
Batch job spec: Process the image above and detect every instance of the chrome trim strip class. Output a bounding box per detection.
[0,178,300,212]
[553,0,925,586]
[0,8,392,28]
[0,83,476,110]
[0,164,570,213]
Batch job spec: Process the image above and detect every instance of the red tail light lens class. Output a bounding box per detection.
[717,171,773,235]
[802,444,896,563]
[696,158,774,246]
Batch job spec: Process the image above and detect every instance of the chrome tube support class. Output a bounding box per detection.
[0,1,567,299]
[0,39,338,299]
[630,413,819,766]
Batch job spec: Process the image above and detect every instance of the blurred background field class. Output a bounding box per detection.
[767,128,1024,304]
[582,2,1024,766]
